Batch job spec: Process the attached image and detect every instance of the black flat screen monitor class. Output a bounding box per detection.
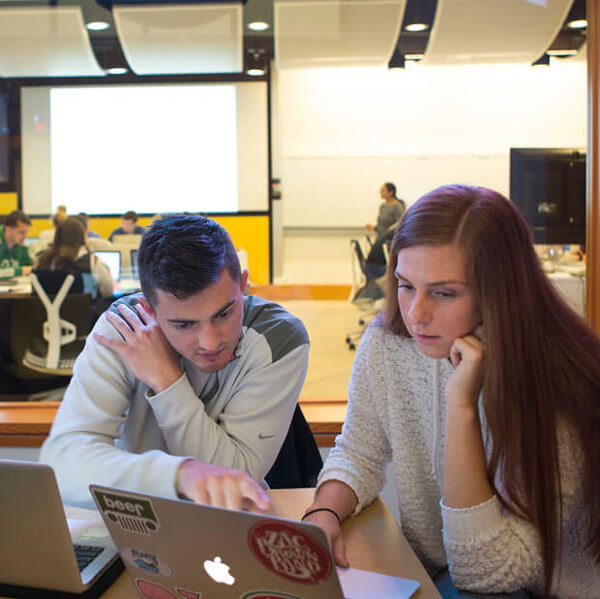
[510,148,586,245]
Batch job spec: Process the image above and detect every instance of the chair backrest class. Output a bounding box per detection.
[11,274,93,374]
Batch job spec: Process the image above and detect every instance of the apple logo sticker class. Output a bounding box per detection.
[203,556,235,585]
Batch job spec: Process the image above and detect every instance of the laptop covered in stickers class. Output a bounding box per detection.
[0,460,123,599]
[89,484,420,599]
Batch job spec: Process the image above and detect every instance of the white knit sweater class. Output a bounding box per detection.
[318,323,599,598]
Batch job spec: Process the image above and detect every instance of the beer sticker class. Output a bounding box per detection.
[247,520,331,584]
[94,489,160,535]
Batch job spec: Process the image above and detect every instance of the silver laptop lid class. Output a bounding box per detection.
[0,460,118,594]
[90,484,419,599]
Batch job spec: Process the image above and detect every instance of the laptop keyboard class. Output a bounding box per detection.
[74,544,104,572]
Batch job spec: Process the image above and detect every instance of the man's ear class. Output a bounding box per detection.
[138,297,155,317]
[240,269,249,294]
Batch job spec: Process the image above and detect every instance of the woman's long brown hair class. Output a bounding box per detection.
[36,216,87,271]
[384,184,600,597]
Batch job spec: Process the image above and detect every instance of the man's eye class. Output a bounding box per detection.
[215,309,231,320]
[173,322,192,330]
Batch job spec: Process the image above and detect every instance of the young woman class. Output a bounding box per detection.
[303,185,600,598]
[34,216,113,299]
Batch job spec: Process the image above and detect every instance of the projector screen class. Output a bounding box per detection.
[20,82,268,215]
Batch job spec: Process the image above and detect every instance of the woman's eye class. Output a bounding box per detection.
[434,291,455,299]
[397,283,413,290]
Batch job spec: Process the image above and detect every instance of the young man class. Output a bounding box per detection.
[0,210,33,275]
[108,210,145,241]
[41,215,310,511]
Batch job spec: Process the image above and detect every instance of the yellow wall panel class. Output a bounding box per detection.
[29,213,271,285]
[0,193,18,214]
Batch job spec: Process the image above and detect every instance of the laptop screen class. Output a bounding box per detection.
[94,251,121,282]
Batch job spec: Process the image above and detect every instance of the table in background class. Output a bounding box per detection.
[75,488,440,599]
[0,399,347,448]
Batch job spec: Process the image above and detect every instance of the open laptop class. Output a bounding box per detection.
[90,484,419,599]
[93,250,121,282]
[94,250,139,295]
[0,461,123,599]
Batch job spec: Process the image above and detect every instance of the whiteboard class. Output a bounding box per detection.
[281,154,509,228]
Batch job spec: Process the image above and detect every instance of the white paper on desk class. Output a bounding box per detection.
[337,566,420,599]
[64,505,112,542]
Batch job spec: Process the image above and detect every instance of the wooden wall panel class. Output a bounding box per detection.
[587,0,600,332]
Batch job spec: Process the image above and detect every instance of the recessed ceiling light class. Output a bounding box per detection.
[567,18,587,29]
[405,53,424,61]
[248,21,269,31]
[106,67,128,75]
[546,49,578,56]
[247,67,265,76]
[86,21,110,31]
[404,23,429,32]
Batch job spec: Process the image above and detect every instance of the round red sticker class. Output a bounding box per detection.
[247,520,332,584]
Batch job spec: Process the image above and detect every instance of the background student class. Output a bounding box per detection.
[33,216,114,299]
[108,210,145,242]
[302,184,600,599]
[0,210,33,275]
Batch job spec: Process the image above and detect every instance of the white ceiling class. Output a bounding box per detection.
[0,0,583,78]
[274,0,406,68]
[424,0,574,65]
[113,3,243,75]
[0,6,104,77]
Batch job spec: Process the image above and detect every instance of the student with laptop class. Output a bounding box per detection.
[108,209,145,242]
[34,216,114,299]
[0,209,33,275]
[302,185,600,598]
[41,214,309,512]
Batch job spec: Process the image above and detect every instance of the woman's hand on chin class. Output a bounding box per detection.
[445,326,484,409]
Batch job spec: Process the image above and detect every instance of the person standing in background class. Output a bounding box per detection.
[355,182,406,300]
[366,182,406,244]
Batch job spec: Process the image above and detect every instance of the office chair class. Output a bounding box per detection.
[345,238,388,350]
[14,273,92,376]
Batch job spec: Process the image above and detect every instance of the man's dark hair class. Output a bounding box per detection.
[5,210,31,228]
[123,210,138,222]
[138,214,242,307]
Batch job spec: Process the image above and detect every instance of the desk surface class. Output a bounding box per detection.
[0,400,346,448]
[55,489,439,599]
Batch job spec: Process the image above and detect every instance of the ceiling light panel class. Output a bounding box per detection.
[424,0,573,65]
[113,3,243,75]
[0,6,104,77]
[274,0,407,68]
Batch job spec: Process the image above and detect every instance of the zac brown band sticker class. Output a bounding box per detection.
[247,520,331,584]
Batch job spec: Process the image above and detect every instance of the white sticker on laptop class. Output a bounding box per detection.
[248,521,332,584]
[93,489,160,535]
[123,548,173,577]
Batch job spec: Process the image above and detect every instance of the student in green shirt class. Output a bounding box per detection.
[0,210,33,276]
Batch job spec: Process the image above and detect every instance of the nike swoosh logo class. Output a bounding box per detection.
[258,433,276,440]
